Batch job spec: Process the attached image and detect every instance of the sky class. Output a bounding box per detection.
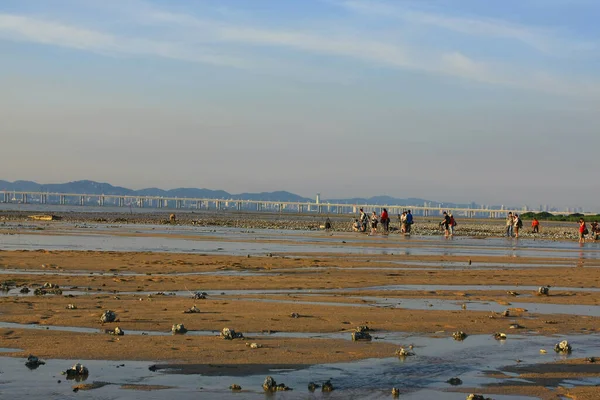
[0,0,599,210]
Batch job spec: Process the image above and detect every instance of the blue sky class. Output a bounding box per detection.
[1,0,599,209]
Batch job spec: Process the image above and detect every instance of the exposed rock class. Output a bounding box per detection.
[538,286,550,296]
[554,340,572,354]
[262,376,291,392]
[66,304,77,310]
[493,332,507,340]
[466,395,491,400]
[322,380,334,392]
[308,382,320,392]
[25,355,45,369]
[352,331,372,341]
[221,327,244,340]
[108,326,124,336]
[392,387,400,396]
[62,363,89,380]
[447,377,462,385]
[290,312,300,318]
[229,384,242,391]
[100,310,117,323]
[192,292,207,300]
[171,324,187,334]
[395,347,415,357]
[453,331,467,341]
[356,325,370,332]
[183,305,200,314]
[20,287,30,294]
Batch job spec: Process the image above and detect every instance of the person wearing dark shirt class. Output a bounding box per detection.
[441,211,451,238]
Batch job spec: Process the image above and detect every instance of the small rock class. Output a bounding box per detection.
[247,342,262,349]
[493,332,507,340]
[25,355,45,369]
[538,286,549,296]
[586,357,596,363]
[171,324,188,334]
[356,325,370,332]
[507,291,519,296]
[290,312,300,318]
[554,340,572,354]
[183,305,200,314]
[466,395,491,400]
[20,287,30,294]
[192,292,207,300]
[453,331,467,341]
[221,327,244,340]
[502,310,510,317]
[308,382,320,392]
[392,387,400,396]
[62,363,89,379]
[540,349,547,354]
[447,377,462,385]
[352,331,372,341]
[322,380,334,392]
[395,347,415,357]
[66,304,77,310]
[509,324,523,329]
[110,326,124,336]
[229,384,242,391]
[100,310,116,323]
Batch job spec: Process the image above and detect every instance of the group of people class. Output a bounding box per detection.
[579,219,600,243]
[350,209,595,243]
[352,208,409,235]
[505,212,524,238]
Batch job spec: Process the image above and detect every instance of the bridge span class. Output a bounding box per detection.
[0,191,533,218]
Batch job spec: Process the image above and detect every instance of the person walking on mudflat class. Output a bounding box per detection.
[380,208,389,233]
[370,211,379,235]
[441,211,451,238]
[449,212,456,236]
[506,212,514,237]
[514,214,523,238]
[579,218,588,244]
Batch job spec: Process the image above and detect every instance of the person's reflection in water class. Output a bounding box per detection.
[578,246,585,268]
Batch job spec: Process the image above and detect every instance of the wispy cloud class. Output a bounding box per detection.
[336,0,595,56]
[0,14,248,67]
[0,3,599,98]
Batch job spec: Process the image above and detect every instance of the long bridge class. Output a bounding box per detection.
[0,191,533,218]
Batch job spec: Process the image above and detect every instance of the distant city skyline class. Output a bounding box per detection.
[1,1,599,210]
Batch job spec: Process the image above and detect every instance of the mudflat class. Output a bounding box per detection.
[0,217,599,399]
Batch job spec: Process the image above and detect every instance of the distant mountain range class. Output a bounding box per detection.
[0,179,474,208]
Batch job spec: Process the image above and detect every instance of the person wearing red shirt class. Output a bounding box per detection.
[531,218,539,233]
[380,208,389,233]
[579,218,588,244]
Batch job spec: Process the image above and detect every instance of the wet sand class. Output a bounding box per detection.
[1,219,599,399]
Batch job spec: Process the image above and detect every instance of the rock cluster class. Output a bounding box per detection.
[262,376,291,392]
[221,327,244,340]
[172,324,188,334]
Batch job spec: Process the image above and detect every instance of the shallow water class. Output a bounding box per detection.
[3,230,600,260]
[1,333,597,399]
